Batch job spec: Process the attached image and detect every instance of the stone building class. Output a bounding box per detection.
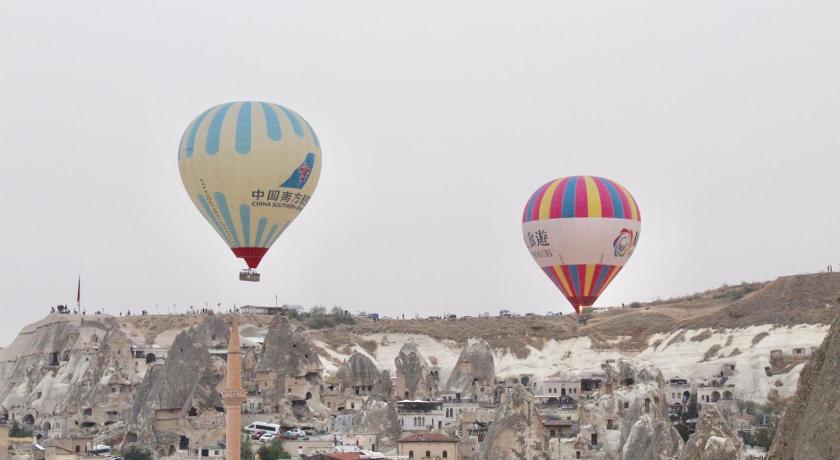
[0,425,8,460]
[397,432,460,460]
[397,401,445,432]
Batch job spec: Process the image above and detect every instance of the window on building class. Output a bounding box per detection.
[443,451,448,458]
[425,451,431,458]
[408,451,414,458]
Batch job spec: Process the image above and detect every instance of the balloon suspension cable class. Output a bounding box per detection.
[239,269,261,282]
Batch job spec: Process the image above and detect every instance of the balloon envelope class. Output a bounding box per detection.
[178,101,321,269]
[522,176,641,314]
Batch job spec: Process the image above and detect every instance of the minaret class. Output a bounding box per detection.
[221,316,246,460]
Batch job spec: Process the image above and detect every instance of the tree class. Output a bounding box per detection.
[9,421,32,437]
[754,428,773,449]
[123,446,153,460]
[241,434,254,460]
[682,392,700,421]
[256,439,290,460]
[674,423,690,442]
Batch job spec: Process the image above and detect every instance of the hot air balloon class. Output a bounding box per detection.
[178,101,321,281]
[522,176,640,315]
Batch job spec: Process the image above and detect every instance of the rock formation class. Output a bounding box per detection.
[678,405,741,460]
[337,352,391,401]
[0,314,121,431]
[578,360,682,459]
[356,401,401,440]
[253,316,322,398]
[479,384,548,460]
[767,314,840,459]
[622,414,684,460]
[444,339,495,401]
[394,340,437,400]
[127,317,227,452]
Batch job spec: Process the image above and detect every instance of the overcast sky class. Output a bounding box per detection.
[1,1,838,344]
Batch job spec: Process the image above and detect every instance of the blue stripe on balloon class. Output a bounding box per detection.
[301,117,320,147]
[214,192,241,247]
[262,224,279,249]
[591,266,611,297]
[198,194,231,245]
[602,179,625,219]
[561,176,578,218]
[235,102,252,155]
[277,105,305,137]
[568,265,581,297]
[185,108,212,159]
[239,204,251,246]
[206,102,234,155]
[254,217,268,247]
[260,102,282,141]
[266,221,291,247]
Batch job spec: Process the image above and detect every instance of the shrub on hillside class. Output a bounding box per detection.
[124,446,153,460]
[306,306,355,329]
[257,439,291,460]
[9,421,32,437]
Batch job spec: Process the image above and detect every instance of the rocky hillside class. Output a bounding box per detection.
[767,314,840,459]
[0,271,836,457]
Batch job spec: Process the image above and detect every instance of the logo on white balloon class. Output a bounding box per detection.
[613,228,638,258]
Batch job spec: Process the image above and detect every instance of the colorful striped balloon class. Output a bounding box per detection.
[522,176,641,315]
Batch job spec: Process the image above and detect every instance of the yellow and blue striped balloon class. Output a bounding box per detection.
[178,101,321,269]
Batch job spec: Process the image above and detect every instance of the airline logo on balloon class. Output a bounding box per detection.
[281,153,316,189]
[613,228,640,258]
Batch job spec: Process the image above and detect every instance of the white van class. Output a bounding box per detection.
[244,422,281,435]
[91,445,112,457]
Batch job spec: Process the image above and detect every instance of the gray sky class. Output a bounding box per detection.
[1,1,838,345]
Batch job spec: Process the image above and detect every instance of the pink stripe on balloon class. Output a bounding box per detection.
[574,176,588,217]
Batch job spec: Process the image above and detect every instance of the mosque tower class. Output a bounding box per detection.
[221,316,246,460]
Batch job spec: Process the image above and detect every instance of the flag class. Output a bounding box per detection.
[77,276,81,308]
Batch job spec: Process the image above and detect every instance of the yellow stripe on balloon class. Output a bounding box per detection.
[538,179,562,219]
[551,265,574,298]
[583,176,602,217]
[616,183,639,221]
[583,264,596,296]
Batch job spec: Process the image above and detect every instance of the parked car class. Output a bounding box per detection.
[251,430,265,440]
[284,428,306,439]
[259,432,277,443]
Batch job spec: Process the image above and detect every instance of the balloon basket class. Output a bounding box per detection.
[239,269,261,282]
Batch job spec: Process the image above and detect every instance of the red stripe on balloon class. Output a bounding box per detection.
[593,177,614,218]
[549,177,570,219]
[574,176,588,217]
